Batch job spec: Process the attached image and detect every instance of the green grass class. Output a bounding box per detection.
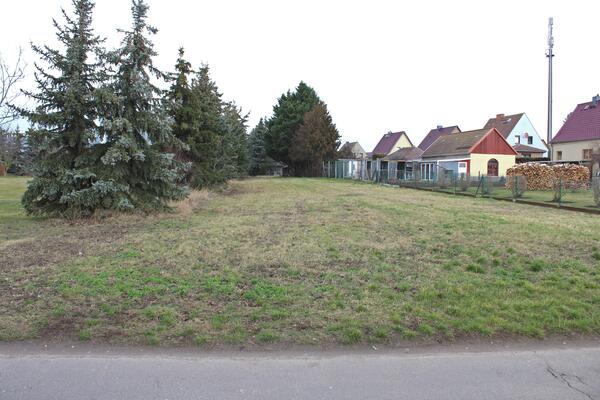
[1,175,600,346]
[432,183,598,210]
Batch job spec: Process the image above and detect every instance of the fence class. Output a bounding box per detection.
[323,160,600,212]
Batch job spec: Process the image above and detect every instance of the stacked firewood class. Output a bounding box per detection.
[506,162,589,190]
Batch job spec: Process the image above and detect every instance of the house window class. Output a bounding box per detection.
[583,149,592,160]
[421,163,435,180]
[527,136,533,145]
[515,135,520,144]
[556,151,562,161]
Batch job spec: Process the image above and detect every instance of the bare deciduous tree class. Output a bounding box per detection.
[0,48,26,129]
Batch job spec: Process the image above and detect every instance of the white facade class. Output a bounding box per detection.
[506,114,548,157]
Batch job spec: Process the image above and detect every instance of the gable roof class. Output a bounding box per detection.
[385,147,423,161]
[372,131,412,155]
[418,126,461,150]
[422,128,518,158]
[483,113,525,138]
[552,98,600,143]
[422,128,489,158]
[339,142,358,152]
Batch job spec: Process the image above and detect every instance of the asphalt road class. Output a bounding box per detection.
[1,345,599,400]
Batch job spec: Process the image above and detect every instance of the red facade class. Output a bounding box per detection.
[470,129,518,155]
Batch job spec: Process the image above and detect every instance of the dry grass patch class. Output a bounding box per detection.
[1,176,600,345]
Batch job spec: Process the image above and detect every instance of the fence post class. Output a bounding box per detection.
[558,177,562,208]
[453,175,457,195]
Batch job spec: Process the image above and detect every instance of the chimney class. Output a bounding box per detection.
[437,125,443,129]
[496,113,505,119]
[592,95,600,107]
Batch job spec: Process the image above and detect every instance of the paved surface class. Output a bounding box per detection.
[1,345,599,400]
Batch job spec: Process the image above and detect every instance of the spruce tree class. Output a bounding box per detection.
[187,65,225,187]
[221,101,249,178]
[166,48,194,145]
[19,0,106,216]
[265,82,320,168]
[248,118,270,176]
[165,47,195,181]
[96,0,186,211]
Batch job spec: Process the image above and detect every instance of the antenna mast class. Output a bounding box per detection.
[546,17,554,160]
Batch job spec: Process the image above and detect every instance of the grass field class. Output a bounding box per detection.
[1,176,600,346]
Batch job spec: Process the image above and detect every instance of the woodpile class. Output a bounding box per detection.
[506,162,589,190]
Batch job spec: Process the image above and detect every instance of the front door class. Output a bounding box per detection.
[487,159,499,176]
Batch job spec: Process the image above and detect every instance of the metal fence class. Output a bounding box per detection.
[323,160,600,212]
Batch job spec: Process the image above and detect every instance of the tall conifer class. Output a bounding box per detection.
[20,0,106,216]
[97,0,186,211]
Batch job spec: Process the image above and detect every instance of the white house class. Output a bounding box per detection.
[483,113,548,158]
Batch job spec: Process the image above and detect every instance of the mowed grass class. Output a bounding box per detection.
[1,176,600,346]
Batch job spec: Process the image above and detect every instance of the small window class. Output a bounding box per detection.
[515,135,520,144]
[556,151,562,161]
[527,136,533,145]
[583,149,592,160]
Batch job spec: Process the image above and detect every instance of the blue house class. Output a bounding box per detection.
[483,113,548,158]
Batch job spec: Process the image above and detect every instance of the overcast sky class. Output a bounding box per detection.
[2,0,599,151]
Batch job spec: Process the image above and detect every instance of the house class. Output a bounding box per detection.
[420,128,518,179]
[371,131,414,157]
[418,125,461,151]
[551,95,600,162]
[483,113,548,158]
[381,147,424,180]
[338,141,367,159]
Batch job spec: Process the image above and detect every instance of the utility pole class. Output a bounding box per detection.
[546,17,554,160]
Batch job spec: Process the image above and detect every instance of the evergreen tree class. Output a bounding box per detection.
[290,103,340,176]
[165,47,195,182]
[187,65,225,187]
[19,0,106,216]
[166,47,194,148]
[265,82,320,167]
[247,118,270,176]
[96,0,186,212]
[221,101,249,178]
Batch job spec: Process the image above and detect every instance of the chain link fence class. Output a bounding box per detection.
[323,160,600,212]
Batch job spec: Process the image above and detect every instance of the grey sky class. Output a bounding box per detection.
[2,0,599,151]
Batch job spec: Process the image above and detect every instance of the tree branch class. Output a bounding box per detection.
[0,48,26,129]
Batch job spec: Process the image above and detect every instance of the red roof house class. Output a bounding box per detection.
[420,128,517,178]
[551,96,600,161]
